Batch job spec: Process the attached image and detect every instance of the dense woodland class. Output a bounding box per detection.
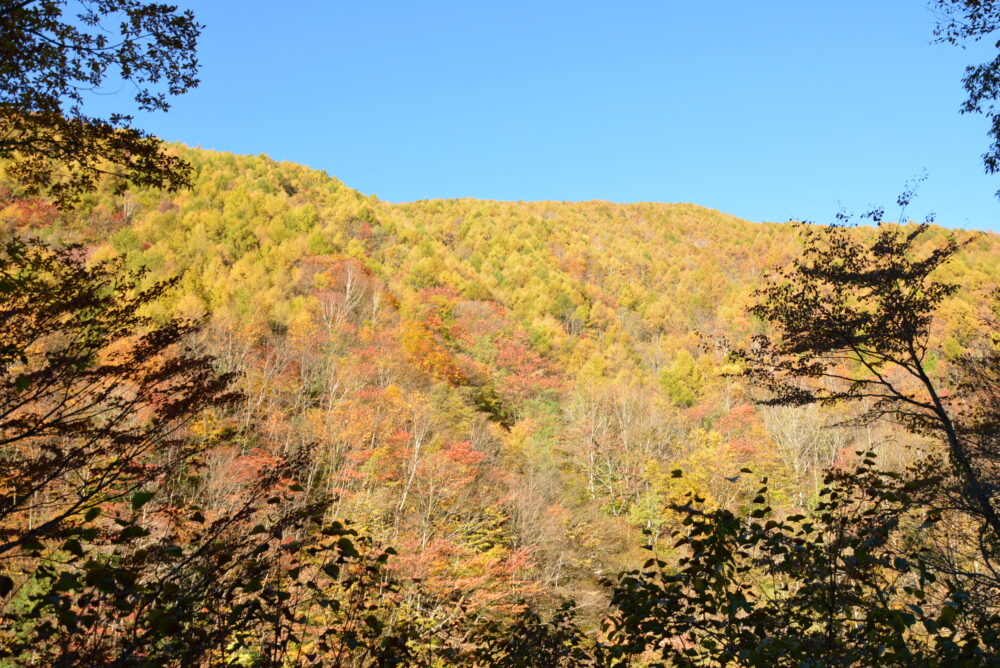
[3,0,1000,664]
[0,144,998,664]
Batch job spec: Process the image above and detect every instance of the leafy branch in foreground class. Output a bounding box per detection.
[605,458,1000,667]
[0,238,238,559]
[0,239,425,665]
[0,0,201,203]
[729,222,1000,543]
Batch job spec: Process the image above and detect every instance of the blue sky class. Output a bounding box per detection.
[115,1,1000,232]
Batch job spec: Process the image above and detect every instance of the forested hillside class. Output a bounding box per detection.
[7,0,1000,663]
[5,143,998,626]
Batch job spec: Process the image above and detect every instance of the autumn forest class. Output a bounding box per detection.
[2,1,1000,666]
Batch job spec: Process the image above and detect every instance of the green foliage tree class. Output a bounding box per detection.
[0,0,201,203]
[935,0,1000,184]
[731,220,1000,541]
[659,350,704,408]
[606,458,1000,667]
[592,219,1000,666]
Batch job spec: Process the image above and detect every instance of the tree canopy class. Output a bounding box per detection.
[0,0,200,203]
[0,0,999,663]
[935,0,1000,186]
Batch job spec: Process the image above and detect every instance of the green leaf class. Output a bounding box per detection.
[131,490,155,511]
[62,539,84,558]
[117,524,149,541]
[53,571,81,593]
[336,537,360,559]
[21,537,44,552]
[937,605,958,629]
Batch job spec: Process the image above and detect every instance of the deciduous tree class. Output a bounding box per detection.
[0,0,201,203]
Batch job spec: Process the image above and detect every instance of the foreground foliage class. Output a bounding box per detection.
[0,0,200,203]
[0,208,997,666]
[0,242,427,665]
[2,1,998,663]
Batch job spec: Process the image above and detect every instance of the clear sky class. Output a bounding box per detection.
[113,1,1000,232]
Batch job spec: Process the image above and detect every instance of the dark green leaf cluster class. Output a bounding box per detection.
[0,1,201,202]
[933,1,1000,181]
[604,460,1000,667]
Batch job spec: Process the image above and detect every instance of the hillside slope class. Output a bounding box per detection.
[6,145,998,612]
